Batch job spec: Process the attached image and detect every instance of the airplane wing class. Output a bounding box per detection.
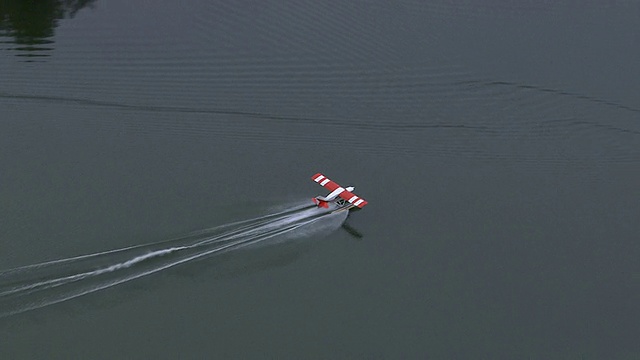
[312,173,368,208]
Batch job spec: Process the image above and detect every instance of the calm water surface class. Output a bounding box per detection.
[1,1,639,358]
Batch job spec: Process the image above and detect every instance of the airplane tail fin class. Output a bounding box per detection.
[312,197,329,208]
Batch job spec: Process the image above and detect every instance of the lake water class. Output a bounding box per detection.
[1,1,639,358]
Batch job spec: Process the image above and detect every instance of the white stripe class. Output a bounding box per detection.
[348,196,358,203]
[314,175,324,182]
[354,199,364,206]
[326,187,345,199]
[320,179,330,186]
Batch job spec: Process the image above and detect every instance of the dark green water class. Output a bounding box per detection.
[1,1,639,358]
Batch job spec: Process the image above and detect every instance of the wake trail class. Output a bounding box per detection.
[0,202,315,276]
[0,203,343,318]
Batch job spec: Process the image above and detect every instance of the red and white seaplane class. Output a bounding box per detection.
[311,173,368,211]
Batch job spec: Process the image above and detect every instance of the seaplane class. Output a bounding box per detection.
[311,173,368,212]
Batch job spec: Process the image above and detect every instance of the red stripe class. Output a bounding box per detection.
[322,180,340,192]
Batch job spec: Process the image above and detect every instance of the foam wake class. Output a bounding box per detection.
[0,203,347,317]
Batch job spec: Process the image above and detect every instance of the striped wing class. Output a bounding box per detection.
[311,173,368,208]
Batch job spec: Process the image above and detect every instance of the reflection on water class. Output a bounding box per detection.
[0,0,95,59]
